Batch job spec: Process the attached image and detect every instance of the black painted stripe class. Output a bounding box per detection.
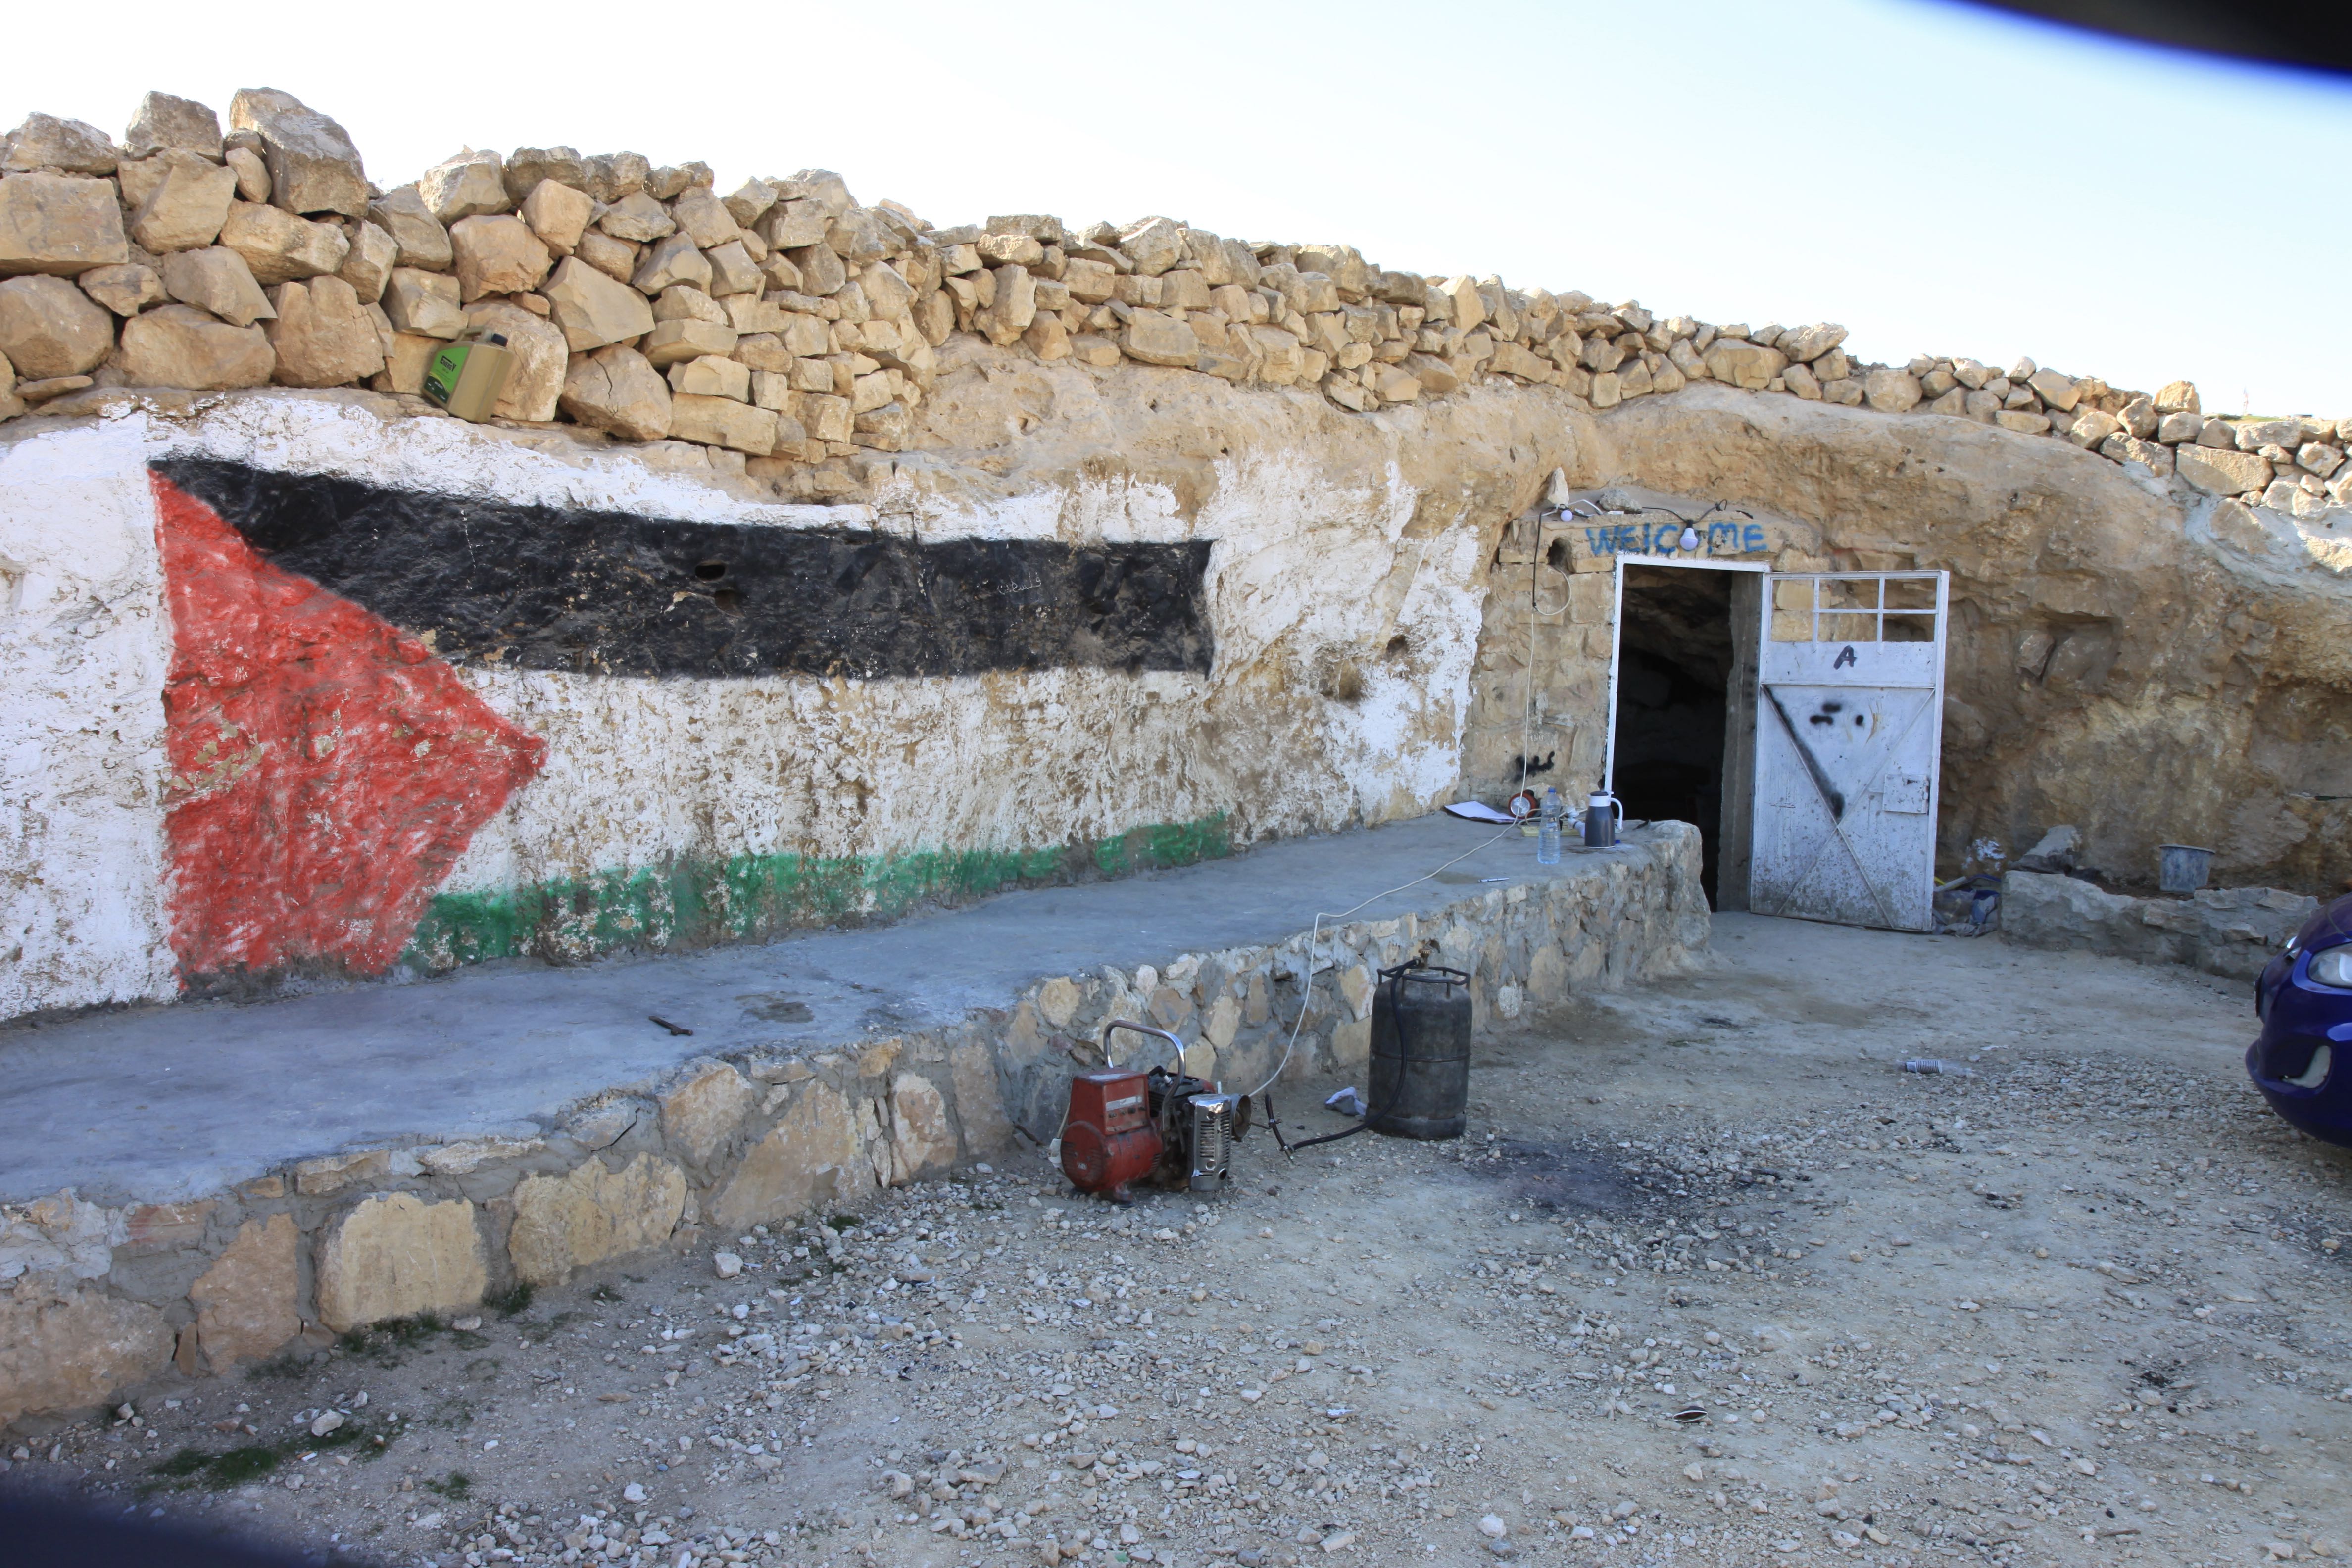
[153,458,1214,680]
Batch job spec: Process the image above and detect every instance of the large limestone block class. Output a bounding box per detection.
[337,220,397,304]
[521,178,594,255]
[643,317,736,367]
[219,201,349,286]
[1863,366,1923,412]
[2175,444,2271,495]
[948,1041,1014,1154]
[1705,339,1788,391]
[889,1073,958,1179]
[3,114,119,174]
[660,1061,758,1167]
[671,392,778,455]
[503,147,586,204]
[115,303,273,388]
[0,1275,172,1425]
[598,191,674,244]
[0,274,115,376]
[419,148,509,222]
[163,246,275,327]
[79,261,166,316]
[670,187,740,249]
[368,186,453,271]
[266,276,384,386]
[383,267,465,339]
[633,233,711,295]
[229,89,368,218]
[508,1153,687,1288]
[703,240,762,298]
[2026,368,2078,413]
[710,1083,864,1231]
[1779,322,1847,362]
[541,256,653,350]
[0,173,129,276]
[450,214,552,301]
[561,343,671,440]
[1123,309,1199,368]
[315,1193,485,1332]
[463,301,566,421]
[190,1213,300,1370]
[128,150,239,253]
[669,354,750,400]
[125,93,222,160]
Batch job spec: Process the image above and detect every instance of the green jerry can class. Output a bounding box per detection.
[421,330,517,422]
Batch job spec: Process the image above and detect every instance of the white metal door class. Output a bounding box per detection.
[1749,571,1948,932]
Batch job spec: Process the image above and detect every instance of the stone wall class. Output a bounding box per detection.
[2000,869,2316,982]
[0,826,1709,1429]
[4,92,2350,515]
[0,86,2342,992]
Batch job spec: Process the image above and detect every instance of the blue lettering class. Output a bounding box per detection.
[1583,526,1611,555]
[1744,522,1766,552]
[1708,521,1738,553]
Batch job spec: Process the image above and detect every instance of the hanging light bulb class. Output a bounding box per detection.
[1678,524,1701,553]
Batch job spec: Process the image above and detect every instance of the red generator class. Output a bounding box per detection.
[1060,1066,1160,1202]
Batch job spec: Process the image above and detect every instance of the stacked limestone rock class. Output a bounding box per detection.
[0,90,2342,514]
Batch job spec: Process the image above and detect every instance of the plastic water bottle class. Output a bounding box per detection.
[1536,786,1563,865]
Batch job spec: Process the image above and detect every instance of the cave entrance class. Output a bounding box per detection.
[1605,559,1765,910]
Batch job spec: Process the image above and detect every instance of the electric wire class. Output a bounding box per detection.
[1239,823,1519,1102]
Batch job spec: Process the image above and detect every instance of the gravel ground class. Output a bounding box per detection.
[6,913,2349,1568]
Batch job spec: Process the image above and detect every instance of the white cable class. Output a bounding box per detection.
[1241,823,1519,1100]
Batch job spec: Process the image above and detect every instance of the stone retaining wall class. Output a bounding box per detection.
[0,92,2345,517]
[1999,869,2317,982]
[0,825,1707,1431]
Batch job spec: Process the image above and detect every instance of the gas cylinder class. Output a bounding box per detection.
[1060,1067,1162,1201]
[1366,964,1472,1140]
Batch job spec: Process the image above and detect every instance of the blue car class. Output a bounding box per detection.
[2249,891,2352,1146]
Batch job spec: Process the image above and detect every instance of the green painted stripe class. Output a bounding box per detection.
[401,813,1232,973]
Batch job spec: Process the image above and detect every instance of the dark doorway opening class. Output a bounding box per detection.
[1614,565,1737,906]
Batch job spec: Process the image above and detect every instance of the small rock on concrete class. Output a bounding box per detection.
[713,1251,743,1280]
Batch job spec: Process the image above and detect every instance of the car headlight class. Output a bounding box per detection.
[2309,946,2352,989]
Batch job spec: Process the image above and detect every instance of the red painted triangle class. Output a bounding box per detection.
[151,472,545,982]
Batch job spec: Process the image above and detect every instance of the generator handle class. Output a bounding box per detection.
[1099,1019,1184,1073]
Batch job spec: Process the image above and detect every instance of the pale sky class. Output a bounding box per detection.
[11,0,2351,415]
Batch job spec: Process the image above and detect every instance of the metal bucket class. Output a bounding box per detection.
[2157,844,2214,894]
[1366,964,1471,1141]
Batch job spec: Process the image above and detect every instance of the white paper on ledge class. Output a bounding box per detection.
[1442,800,1517,824]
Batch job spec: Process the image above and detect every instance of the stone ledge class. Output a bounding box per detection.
[0,817,1707,1429]
[1999,870,2316,981]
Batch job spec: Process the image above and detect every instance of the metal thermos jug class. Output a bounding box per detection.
[1582,791,1622,848]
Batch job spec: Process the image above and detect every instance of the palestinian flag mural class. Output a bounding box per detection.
[148,460,1216,988]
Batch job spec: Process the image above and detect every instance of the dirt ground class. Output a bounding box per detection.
[7,913,2350,1568]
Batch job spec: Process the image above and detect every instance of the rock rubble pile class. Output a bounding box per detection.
[2,91,2343,511]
